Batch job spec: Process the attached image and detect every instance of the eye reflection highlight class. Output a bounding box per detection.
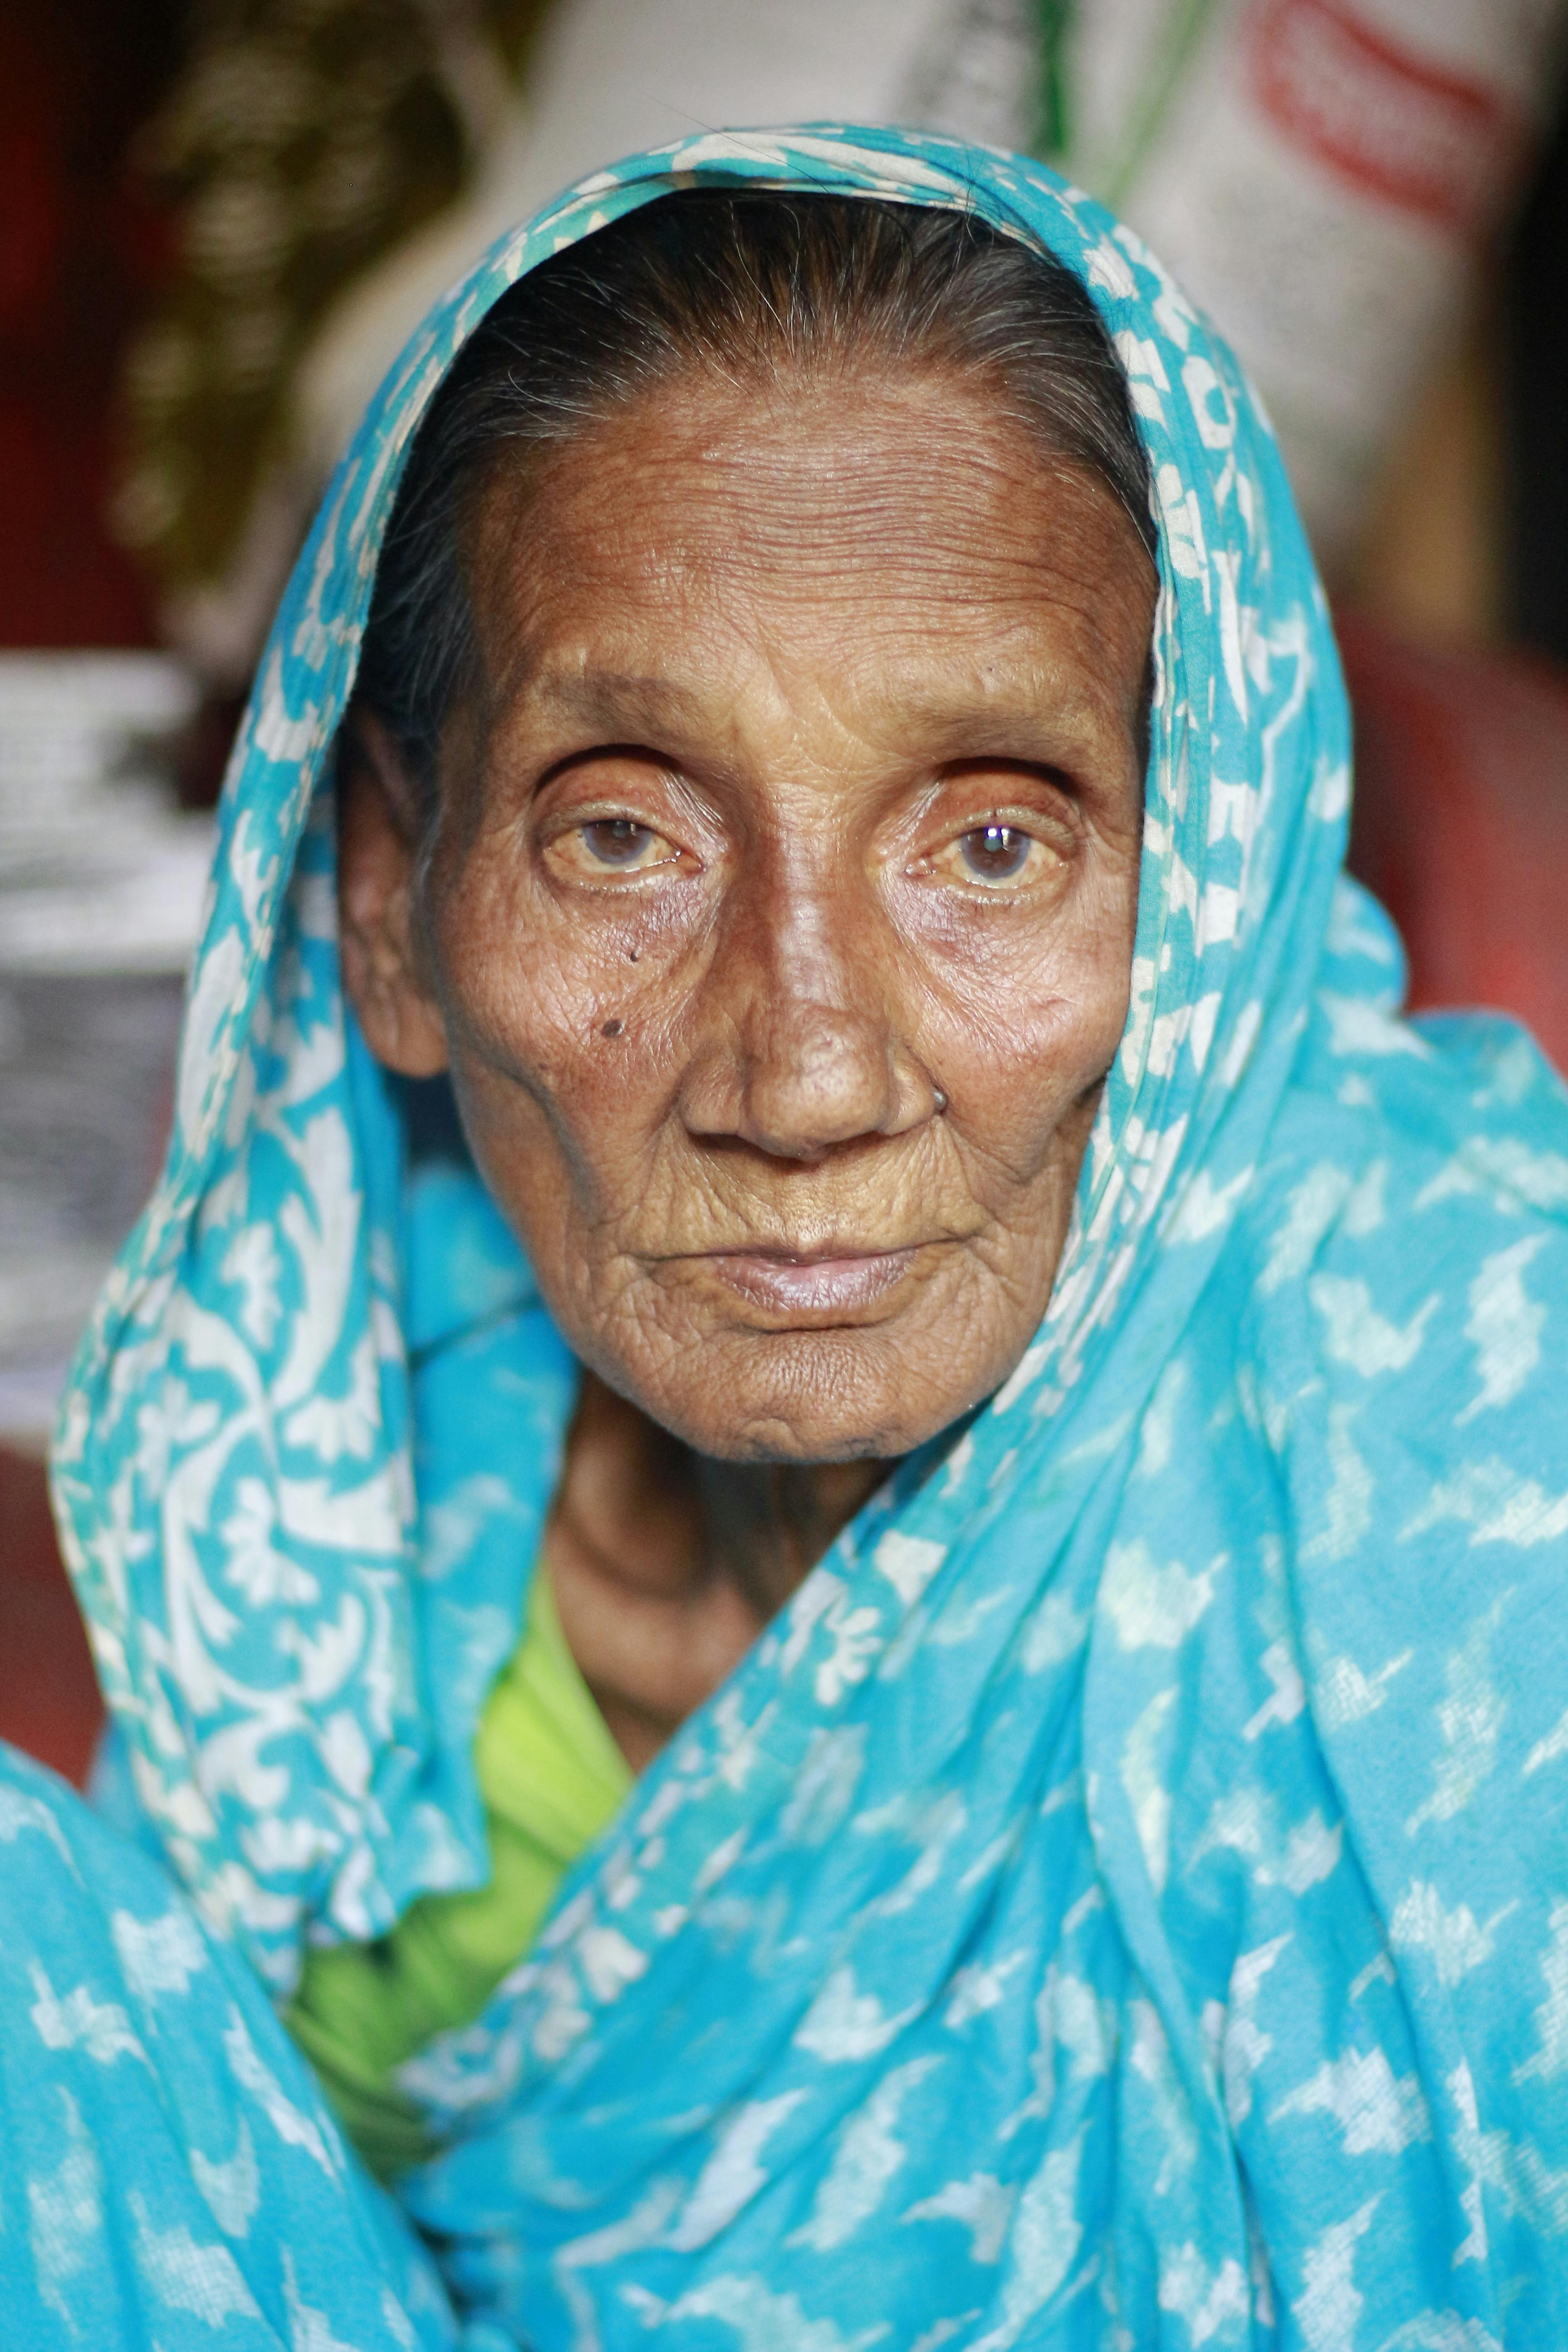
[924,823,1063,892]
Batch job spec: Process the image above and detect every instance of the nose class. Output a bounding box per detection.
[678,870,939,1161]
[735,998,904,1158]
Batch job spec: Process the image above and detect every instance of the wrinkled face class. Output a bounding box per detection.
[340,363,1156,1462]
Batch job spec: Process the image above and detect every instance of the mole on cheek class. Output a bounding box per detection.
[601,1018,624,1039]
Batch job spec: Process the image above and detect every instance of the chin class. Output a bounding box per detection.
[614,1327,973,1465]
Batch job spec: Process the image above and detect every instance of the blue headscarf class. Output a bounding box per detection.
[53,129,1568,2346]
[0,1741,459,2347]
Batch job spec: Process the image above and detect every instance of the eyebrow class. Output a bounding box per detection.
[519,661,1121,754]
[526,669,710,735]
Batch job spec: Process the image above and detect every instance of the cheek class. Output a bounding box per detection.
[906,856,1137,1145]
[426,849,698,1186]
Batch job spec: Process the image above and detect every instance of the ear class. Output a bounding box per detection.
[336,707,450,1077]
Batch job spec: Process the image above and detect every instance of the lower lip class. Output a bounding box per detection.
[700,1249,917,1315]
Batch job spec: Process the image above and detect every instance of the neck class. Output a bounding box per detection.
[547,1373,895,1772]
[565,1370,889,1616]
[696,1454,889,1618]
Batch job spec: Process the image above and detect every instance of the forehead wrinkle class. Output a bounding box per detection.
[477,575,1142,789]
[464,372,1154,766]
[730,577,1147,761]
[495,372,1142,600]
[497,522,1143,687]
[556,467,1110,612]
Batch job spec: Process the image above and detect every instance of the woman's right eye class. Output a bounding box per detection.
[548,818,683,878]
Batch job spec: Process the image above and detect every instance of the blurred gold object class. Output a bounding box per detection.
[114,0,551,682]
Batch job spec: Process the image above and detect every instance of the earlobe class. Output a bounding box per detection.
[336,708,451,1078]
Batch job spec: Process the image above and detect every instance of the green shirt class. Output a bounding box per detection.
[286,1568,632,2179]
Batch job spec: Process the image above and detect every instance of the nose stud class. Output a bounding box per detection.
[932,1086,949,1114]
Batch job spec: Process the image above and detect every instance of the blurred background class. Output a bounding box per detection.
[5,0,1568,1783]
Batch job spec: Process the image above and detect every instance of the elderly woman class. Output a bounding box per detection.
[12,127,1568,2348]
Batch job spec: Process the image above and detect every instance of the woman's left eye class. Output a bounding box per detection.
[550,818,681,877]
[926,823,1060,891]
